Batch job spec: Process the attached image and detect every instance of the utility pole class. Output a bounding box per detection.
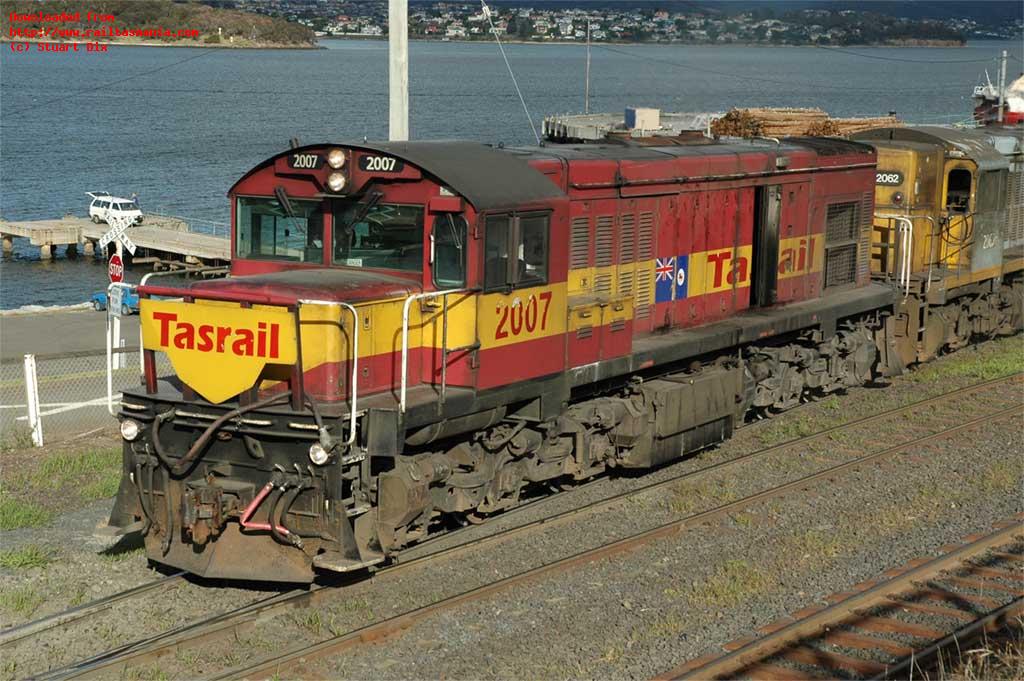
[584,18,591,114]
[389,0,409,141]
[997,49,1007,123]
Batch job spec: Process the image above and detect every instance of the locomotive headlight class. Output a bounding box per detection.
[120,419,141,441]
[892,191,904,205]
[327,148,346,169]
[327,172,347,192]
[309,443,330,466]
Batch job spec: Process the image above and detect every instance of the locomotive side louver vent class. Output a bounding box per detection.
[635,212,655,319]
[858,191,872,282]
[824,201,859,288]
[1007,168,1024,248]
[570,216,590,269]
[618,213,637,297]
[594,215,614,296]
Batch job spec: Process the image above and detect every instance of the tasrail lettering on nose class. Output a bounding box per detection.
[152,311,280,358]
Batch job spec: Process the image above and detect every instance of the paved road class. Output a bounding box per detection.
[2,309,144,444]
[1,309,140,360]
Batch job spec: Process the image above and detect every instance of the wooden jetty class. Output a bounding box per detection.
[0,215,230,263]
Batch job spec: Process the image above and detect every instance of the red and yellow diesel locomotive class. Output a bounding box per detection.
[99,132,1012,583]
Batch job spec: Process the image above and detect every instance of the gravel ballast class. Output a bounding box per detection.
[0,336,1020,680]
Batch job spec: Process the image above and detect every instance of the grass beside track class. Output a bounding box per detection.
[0,436,121,531]
[936,624,1024,680]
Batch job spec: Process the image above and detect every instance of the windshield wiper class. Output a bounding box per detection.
[341,191,384,233]
[274,185,306,236]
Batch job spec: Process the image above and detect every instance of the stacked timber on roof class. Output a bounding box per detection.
[710,107,902,139]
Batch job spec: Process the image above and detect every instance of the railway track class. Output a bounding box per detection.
[656,518,1024,680]
[17,373,1021,680]
[0,571,185,649]
[208,398,1019,680]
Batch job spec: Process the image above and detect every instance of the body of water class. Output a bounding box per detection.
[0,38,1018,309]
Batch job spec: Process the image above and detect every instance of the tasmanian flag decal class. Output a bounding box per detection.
[655,257,675,303]
[655,255,688,303]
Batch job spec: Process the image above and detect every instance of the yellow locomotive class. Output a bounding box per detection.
[853,126,1023,368]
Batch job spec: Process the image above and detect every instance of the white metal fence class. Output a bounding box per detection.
[0,346,174,448]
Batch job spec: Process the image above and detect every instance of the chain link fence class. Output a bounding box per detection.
[0,347,173,448]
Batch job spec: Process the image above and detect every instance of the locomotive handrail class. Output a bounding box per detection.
[400,288,476,414]
[875,213,915,297]
[297,299,360,447]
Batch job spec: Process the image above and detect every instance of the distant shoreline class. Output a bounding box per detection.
[320,35,974,49]
[0,37,319,50]
[4,34,1009,51]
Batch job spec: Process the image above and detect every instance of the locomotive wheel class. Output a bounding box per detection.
[465,512,487,525]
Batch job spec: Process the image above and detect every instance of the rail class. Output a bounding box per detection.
[400,288,477,414]
[296,299,360,447]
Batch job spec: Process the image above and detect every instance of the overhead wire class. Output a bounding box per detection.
[3,47,219,117]
[592,43,995,95]
[480,0,540,144]
[813,44,1002,64]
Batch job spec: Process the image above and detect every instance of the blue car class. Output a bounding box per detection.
[91,289,140,315]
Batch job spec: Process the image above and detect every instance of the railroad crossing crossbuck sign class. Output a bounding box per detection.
[98,213,137,255]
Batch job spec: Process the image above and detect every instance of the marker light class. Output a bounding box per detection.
[327,172,347,192]
[892,191,904,205]
[120,419,141,441]
[327,148,346,169]
[309,443,330,466]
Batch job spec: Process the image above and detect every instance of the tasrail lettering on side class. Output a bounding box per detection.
[152,312,281,358]
[141,300,298,404]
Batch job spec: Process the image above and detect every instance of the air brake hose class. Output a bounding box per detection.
[278,484,321,539]
[146,464,157,532]
[134,462,152,535]
[150,391,292,476]
[161,467,173,556]
[304,395,335,452]
[267,486,302,548]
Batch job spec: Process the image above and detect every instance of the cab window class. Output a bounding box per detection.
[432,214,467,288]
[945,169,972,213]
[333,202,424,272]
[484,212,549,291]
[236,197,323,263]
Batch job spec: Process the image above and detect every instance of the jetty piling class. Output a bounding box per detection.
[0,214,230,264]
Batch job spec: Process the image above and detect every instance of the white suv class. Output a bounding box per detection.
[87,192,143,225]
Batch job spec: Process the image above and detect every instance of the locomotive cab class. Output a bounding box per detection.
[853,127,1010,293]
[853,127,1022,366]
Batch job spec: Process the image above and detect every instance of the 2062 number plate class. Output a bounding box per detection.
[359,155,404,173]
[875,170,903,186]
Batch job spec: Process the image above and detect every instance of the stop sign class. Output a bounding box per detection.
[108,254,124,283]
